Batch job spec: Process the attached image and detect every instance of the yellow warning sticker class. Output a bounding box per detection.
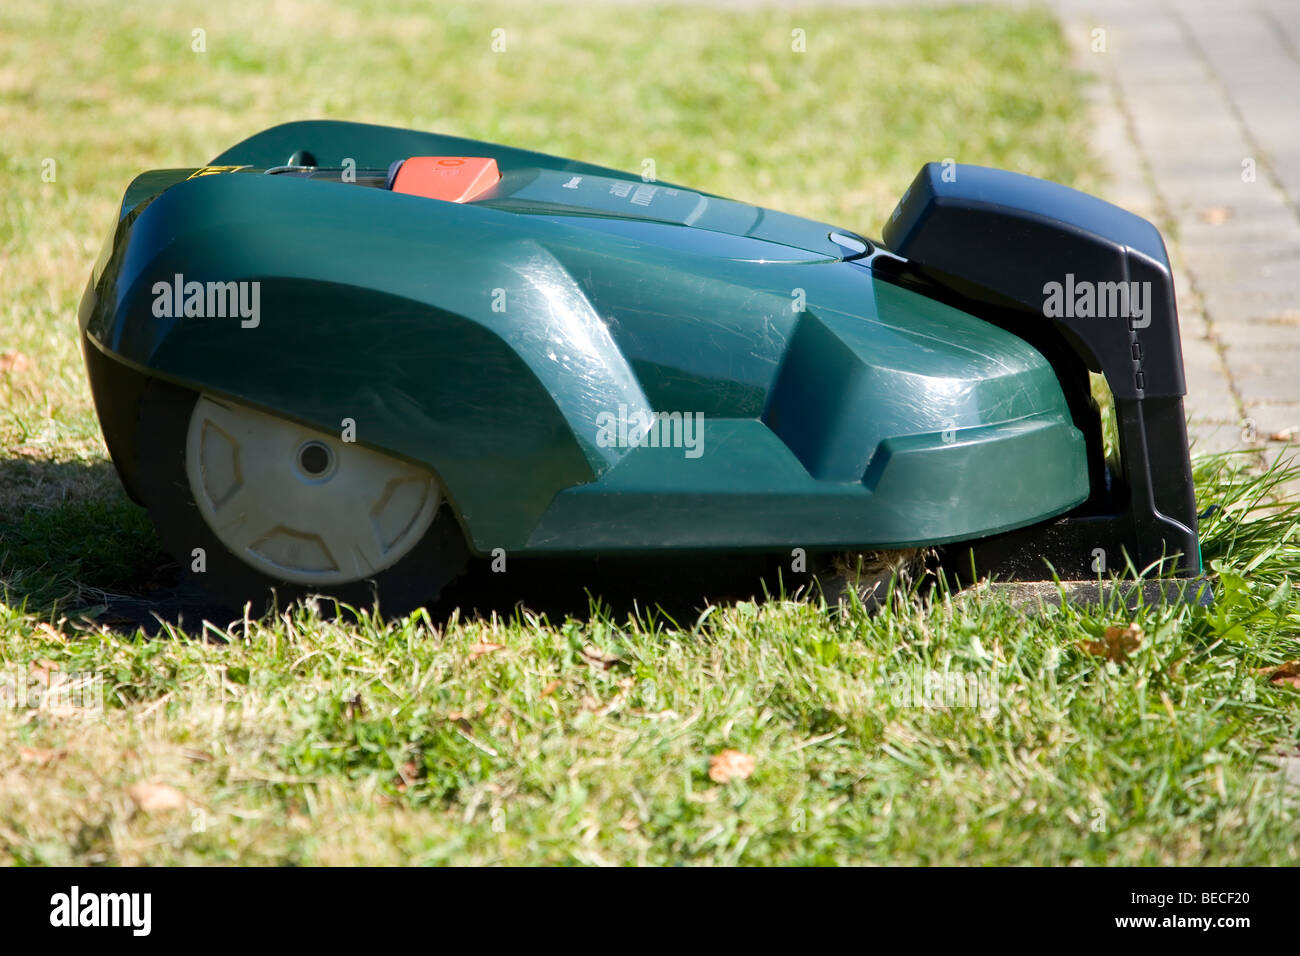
[186,165,250,179]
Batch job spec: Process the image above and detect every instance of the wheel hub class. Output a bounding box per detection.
[185,396,440,586]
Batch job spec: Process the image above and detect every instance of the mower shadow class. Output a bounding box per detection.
[133,553,812,636]
[0,456,175,622]
[433,551,814,627]
[0,455,817,634]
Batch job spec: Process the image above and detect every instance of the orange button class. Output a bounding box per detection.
[391,157,501,203]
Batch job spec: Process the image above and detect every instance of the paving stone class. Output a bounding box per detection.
[1241,402,1300,439]
[1179,239,1300,282]
[1177,205,1300,245]
[1181,341,1239,423]
[980,577,1214,612]
[1230,370,1300,404]
[1213,319,1300,348]
[1055,0,1296,436]
[1202,288,1300,324]
[1188,422,1251,455]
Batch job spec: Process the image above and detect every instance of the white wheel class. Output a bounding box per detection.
[185,395,440,587]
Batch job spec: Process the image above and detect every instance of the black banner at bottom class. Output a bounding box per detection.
[0,865,1283,943]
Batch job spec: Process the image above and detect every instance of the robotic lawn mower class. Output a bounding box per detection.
[79,121,1204,611]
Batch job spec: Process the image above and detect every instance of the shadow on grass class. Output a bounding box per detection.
[437,550,808,628]
[0,458,172,618]
[0,457,813,634]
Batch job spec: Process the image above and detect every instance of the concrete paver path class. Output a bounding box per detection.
[1057,0,1300,463]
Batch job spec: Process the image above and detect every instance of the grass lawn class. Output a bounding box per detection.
[2,0,1298,865]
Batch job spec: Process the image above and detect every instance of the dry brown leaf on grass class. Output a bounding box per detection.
[1254,660,1300,689]
[580,644,623,670]
[0,350,31,374]
[708,749,756,783]
[540,679,563,698]
[1079,623,1144,663]
[467,642,506,661]
[126,782,186,813]
[35,622,67,643]
[18,747,66,766]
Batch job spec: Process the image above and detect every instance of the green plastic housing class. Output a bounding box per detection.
[80,121,1089,556]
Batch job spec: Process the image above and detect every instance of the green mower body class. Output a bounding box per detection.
[79,121,1199,607]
